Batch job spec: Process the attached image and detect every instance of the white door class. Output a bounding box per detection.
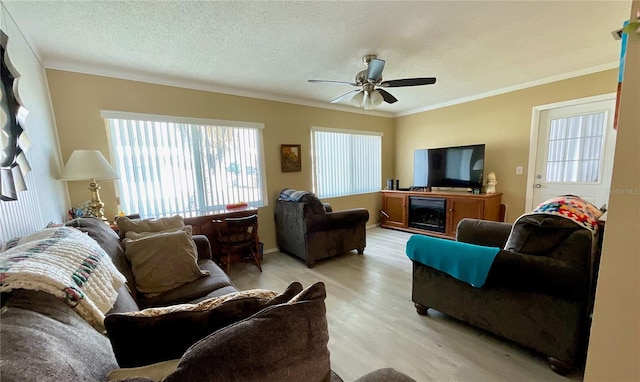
[530,98,616,210]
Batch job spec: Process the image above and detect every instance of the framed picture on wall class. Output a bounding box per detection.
[281,144,301,172]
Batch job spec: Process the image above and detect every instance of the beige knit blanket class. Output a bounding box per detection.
[0,227,126,332]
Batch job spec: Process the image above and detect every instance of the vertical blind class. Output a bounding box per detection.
[546,112,605,183]
[104,112,267,218]
[311,127,382,198]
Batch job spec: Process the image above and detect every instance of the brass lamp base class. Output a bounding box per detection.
[88,179,108,223]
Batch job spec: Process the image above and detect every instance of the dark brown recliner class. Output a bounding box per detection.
[275,193,369,267]
[411,217,601,375]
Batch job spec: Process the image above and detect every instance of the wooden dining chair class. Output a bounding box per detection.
[213,214,262,274]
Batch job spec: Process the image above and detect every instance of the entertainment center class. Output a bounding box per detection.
[380,190,503,239]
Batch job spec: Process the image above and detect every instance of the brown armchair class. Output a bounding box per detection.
[275,191,369,267]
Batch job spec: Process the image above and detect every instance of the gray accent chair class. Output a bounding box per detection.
[411,217,601,375]
[275,194,369,267]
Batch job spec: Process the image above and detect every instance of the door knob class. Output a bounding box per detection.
[535,184,542,188]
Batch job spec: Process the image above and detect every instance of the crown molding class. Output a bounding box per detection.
[395,62,619,117]
[44,59,394,118]
[44,57,618,120]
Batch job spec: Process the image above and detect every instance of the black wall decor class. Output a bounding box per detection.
[1,30,31,201]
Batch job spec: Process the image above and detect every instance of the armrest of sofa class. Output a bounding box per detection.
[192,235,212,261]
[486,249,588,301]
[305,208,369,233]
[456,218,512,248]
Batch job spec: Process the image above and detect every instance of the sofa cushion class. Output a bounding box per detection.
[162,282,331,382]
[136,259,235,308]
[0,290,118,382]
[105,282,303,368]
[123,230,209,297]
[116,215,184,238]
[109,284,141,314]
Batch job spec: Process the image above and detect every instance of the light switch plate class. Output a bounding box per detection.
[516,166,523,175]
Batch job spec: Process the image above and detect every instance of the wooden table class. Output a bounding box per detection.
[183,207,259,265]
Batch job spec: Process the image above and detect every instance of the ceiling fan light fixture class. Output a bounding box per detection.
[364,93,372,110]
[351,91,364,107]
[308,54,437,109]
[370,90,384,107]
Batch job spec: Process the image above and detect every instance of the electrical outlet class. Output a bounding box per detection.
[516,166,523,175]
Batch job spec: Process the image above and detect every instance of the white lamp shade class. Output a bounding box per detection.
[351,91,365,107]
[370,90,384,107]
[59,150,118,181]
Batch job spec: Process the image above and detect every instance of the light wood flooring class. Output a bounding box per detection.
[229,227,584,382]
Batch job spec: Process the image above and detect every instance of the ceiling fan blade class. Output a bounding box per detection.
[366,58,385,82]
[380,77,437,87]
[330,89,360,104]
[308,79,358,86]
[377,88,398,104]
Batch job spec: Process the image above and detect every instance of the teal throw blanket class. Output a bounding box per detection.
[406,235,500,287]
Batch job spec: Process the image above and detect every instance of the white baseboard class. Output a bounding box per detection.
[264,247,279,255]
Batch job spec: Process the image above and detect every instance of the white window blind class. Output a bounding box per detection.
[311,127,382,198]
[546,112,605,183]
[103,111,267,218]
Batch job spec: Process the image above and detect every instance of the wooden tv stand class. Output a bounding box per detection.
[380,190,503,239]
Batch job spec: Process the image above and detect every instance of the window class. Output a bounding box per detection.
[546,112,606,183]
[103,111,267,218]
[311,127,382,198]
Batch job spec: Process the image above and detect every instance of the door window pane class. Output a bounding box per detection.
[545,112,605,183]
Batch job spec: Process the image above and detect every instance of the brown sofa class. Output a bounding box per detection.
[275,192,369,267]
[1,217,414,381]
[0,217,238,381]
[411,217,600,375]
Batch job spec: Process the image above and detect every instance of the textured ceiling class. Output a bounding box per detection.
[3,1,631,116]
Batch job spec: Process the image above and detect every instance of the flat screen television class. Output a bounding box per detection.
[413,144,485,189]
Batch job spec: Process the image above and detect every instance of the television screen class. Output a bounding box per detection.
[413,144,485,189]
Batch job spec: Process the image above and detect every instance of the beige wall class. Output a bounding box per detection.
[46,69,395,250]
[395,70,617,221]
[585,1,640,379]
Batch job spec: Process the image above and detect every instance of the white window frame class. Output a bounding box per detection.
[311,126,383,199]
[102,110,268,218]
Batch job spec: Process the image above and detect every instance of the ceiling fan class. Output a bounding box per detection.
[308,54,436,110]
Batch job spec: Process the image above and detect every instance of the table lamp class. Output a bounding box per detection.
[59,150,118,222]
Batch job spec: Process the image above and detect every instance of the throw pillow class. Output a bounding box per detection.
[124,225,192,241]
[123,230,208,297]
[125,288,278,317]
[163,282,330,382]
[116,215,184,238]
[105,282,304,368]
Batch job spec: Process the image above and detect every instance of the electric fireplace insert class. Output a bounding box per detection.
[408,197,446,233]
